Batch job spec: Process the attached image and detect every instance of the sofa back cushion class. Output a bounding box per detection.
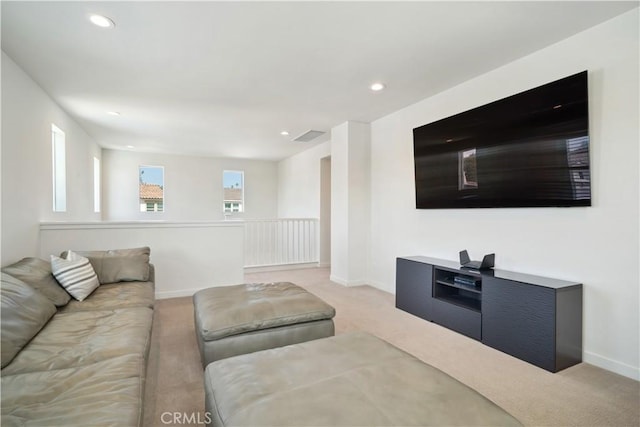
[1,258,71,307]
[1,273,57,368]
[60,247,150,284]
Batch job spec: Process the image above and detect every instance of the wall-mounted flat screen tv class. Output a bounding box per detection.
[413,71,591,209]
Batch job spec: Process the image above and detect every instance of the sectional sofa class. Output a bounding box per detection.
[1,248,154,426]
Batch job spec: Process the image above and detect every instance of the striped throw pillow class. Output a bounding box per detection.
[50,251,99,301]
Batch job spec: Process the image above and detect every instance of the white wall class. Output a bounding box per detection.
[39,221,244,298]
[1,52,101,265]
[277,141,332,267]
[368,10,639,379]
[277,141,330,218]
[102,149,278,221]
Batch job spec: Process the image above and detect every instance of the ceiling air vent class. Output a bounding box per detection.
[292,130,325,142]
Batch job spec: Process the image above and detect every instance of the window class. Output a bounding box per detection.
[458,148,478,190]
[566,136,591,200]
[93,157,101,213]
[223,170,244,213]
[139,166,164,212]
[52,124,66,212]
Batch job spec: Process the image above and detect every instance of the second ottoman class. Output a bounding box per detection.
[194,282,335,367]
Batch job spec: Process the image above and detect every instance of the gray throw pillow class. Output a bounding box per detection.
[1,273,57,368]
[1,257,71,307]
[61,247,150,284]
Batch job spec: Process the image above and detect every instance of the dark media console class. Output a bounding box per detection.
[396,256,583,372]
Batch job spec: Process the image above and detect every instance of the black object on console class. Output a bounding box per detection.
[459,250,495,270]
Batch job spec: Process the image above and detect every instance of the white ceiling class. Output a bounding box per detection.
[2,1,637,161]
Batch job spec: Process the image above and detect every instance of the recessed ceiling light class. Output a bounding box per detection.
[280,131,289,136]
[89,14,115,28]
[126,145,135,149]
[370,82,386,92]
[107,111,120,116]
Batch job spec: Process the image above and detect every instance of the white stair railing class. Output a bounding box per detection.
[244,218,319,268]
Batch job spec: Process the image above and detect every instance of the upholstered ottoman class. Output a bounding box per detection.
[204,332,522,427]
[193,282,335,367]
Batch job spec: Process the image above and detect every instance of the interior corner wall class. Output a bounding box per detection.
[102,149,278,221]
[330,123,350,284]
[368,10,639,379]
[330,121,370,286]
[346,122,370,283]
[319,157,332,266]
[277,141,330,218]
[1,52,101,265]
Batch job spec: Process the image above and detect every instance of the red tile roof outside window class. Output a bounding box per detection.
[224,188,242,202]
[139,183,163,201]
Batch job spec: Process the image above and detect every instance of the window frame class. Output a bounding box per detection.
[93,157,101,213]
[222,170,245,213]
[51,124,66,212]
[139,165,165,213]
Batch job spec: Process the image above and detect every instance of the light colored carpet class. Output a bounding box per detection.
[144,267,639,427]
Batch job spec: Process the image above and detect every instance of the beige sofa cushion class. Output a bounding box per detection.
[62,247,150,284]
[1,273,57,369]
[2,307,153,375]
[2,258,71,307]
[1,354,146,427]
[59,281,155,313]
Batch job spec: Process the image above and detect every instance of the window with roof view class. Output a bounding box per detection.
[223,170,244,213]
[139,166,164,212]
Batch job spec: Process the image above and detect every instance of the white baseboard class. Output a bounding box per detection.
[583,350,640,381]
[329,274,347,286]
[329,275,367,287]
[244,262,319,273]
[366,279,394,294]
[318,262,331,268]
[156,264,326,298]
[155,287,210,300]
